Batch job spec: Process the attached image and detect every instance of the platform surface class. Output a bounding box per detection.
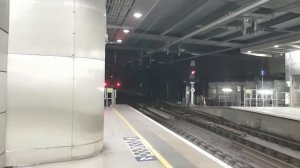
[23,104,228,168]
[231,106,300,121]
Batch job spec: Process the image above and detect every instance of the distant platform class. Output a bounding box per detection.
[231,107,300,121]
[25,105,229,168]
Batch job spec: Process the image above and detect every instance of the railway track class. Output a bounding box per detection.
[137,107,254,168]
[185,107,300,151]
[157,102,300,151]
[130,100,300,168]
[233,142,298,168]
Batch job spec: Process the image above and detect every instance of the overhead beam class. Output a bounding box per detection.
[160,0,250,36]
[204,12,286,40]
[173,48,235,63]
[106,44,155,51]
[142,0,269,58]
[107,25,134,30]
[174,31,300,63]
[205,2,300,41]
[275,1,300,13]
[160,0,209,35]
[241,33,300,52]
[130,33,241,47]
[161,0,269,49]
[106,44,206,56]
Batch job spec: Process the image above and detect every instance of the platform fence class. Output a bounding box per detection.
[243,89,287,107]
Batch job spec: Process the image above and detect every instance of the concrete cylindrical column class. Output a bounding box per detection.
[6,0,106,166]
[0,0,9,167]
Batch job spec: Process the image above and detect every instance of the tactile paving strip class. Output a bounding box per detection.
[123,137,157,162]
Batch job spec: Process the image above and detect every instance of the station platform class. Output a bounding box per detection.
[231,106,300,121]
[191,105,300,143]
[24,105,229,168]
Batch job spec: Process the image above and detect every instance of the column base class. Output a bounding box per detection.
[5,140,103,167]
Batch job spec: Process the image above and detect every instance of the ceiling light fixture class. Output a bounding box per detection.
[133,12,142,19]
[248,52,271,57]
[274,45,279,48]
[222,88,233,93]
[123,29,130,34]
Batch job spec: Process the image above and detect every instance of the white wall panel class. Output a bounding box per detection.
[0,153,4,168]
[72,58,105,145]
[0,113,5,168]
[0,1,8,167]
[5,147,71,166]
[9,0,74,56]
[0,73,6,113]
[0,30,8,72]
[0,0,9,32]
[0,113,5,154]
[6,54,74,150]
[75,0,106,60]
[71,141,103,159]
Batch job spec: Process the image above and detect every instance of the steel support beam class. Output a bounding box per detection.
[130,33,241,47]
[275,1,300,13]
[241,33,300,52]
[160,0,269,50]
[174,31,300,63]
[143,0,269,58]
[160,0,209,35]
[107,25,134,30]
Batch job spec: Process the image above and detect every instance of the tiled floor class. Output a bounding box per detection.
[25,105,227,168]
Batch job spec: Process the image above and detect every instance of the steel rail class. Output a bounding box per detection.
[134,101,300,167]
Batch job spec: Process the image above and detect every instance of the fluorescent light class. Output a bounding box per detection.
[117,39,122,43]
[222,88,233,93]
[249,53,270,57]
[237,86,241,92]
[133,12,142,19]
[274,45,279,48]
[286,81,291,87]
[244,51,271,57]
[257,89,273,95]
[123,29,130,34]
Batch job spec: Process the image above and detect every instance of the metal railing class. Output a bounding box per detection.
[243,89,287,107]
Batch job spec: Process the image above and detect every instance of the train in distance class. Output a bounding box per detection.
[105,74,122,89]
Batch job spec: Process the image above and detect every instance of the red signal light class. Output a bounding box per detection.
[191,70,196,75]
[116,82,121,87]
[104,82,107,87]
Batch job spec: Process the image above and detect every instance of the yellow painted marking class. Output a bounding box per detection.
[113,108,173,168]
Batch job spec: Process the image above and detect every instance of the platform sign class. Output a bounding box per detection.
[123,137,157,162]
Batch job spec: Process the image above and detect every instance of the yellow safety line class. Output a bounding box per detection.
[113,108,173,168]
